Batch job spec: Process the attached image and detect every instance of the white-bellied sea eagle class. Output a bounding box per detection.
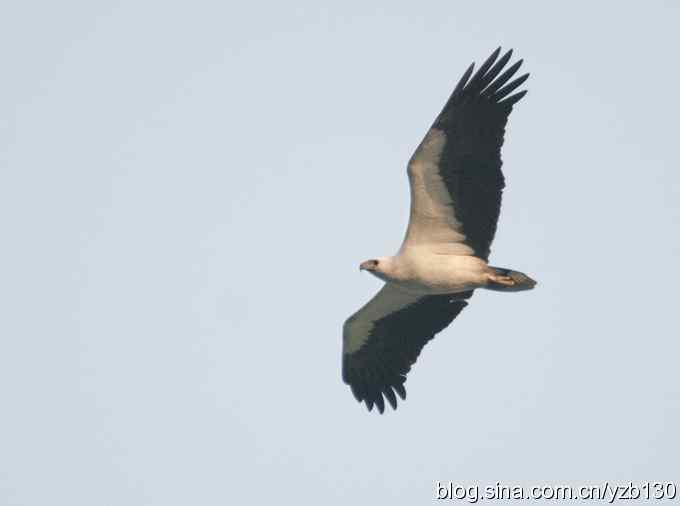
[342,48,537,413]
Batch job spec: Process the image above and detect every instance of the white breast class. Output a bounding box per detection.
[391,249,489,295]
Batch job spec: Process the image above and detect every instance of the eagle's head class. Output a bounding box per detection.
[359,257,393,282]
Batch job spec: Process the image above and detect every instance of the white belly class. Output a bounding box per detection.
[391,250,489,295]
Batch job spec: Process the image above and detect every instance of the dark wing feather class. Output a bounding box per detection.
[430,48,529,260]
[342,290,472,413]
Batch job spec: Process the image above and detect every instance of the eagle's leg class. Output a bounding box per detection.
[487,273,516,286]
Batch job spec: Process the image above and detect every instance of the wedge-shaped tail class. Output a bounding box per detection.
[486,267,537,292]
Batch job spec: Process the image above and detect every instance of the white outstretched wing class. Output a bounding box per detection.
[402,47,528,261]
[342,284,471,413]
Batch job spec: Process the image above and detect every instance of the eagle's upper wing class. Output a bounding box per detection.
[342,283,472,413]
[402,48,529,260]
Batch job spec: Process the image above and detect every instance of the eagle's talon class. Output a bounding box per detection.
[489,274,516,286]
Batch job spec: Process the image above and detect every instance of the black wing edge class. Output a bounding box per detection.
[432,47,530,261]
[342,292,473,414]
[441,46,530,116]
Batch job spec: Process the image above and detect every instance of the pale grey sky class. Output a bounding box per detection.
[1,1,679,505]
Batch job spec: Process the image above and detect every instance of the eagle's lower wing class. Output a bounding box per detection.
[342,283,472,413]
[403,48,529,260]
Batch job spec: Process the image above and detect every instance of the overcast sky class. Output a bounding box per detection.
[2,1,679,504]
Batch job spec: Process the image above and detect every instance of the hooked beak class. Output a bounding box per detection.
[359,260,373,271]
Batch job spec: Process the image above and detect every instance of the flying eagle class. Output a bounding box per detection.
[342,48,536,413]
